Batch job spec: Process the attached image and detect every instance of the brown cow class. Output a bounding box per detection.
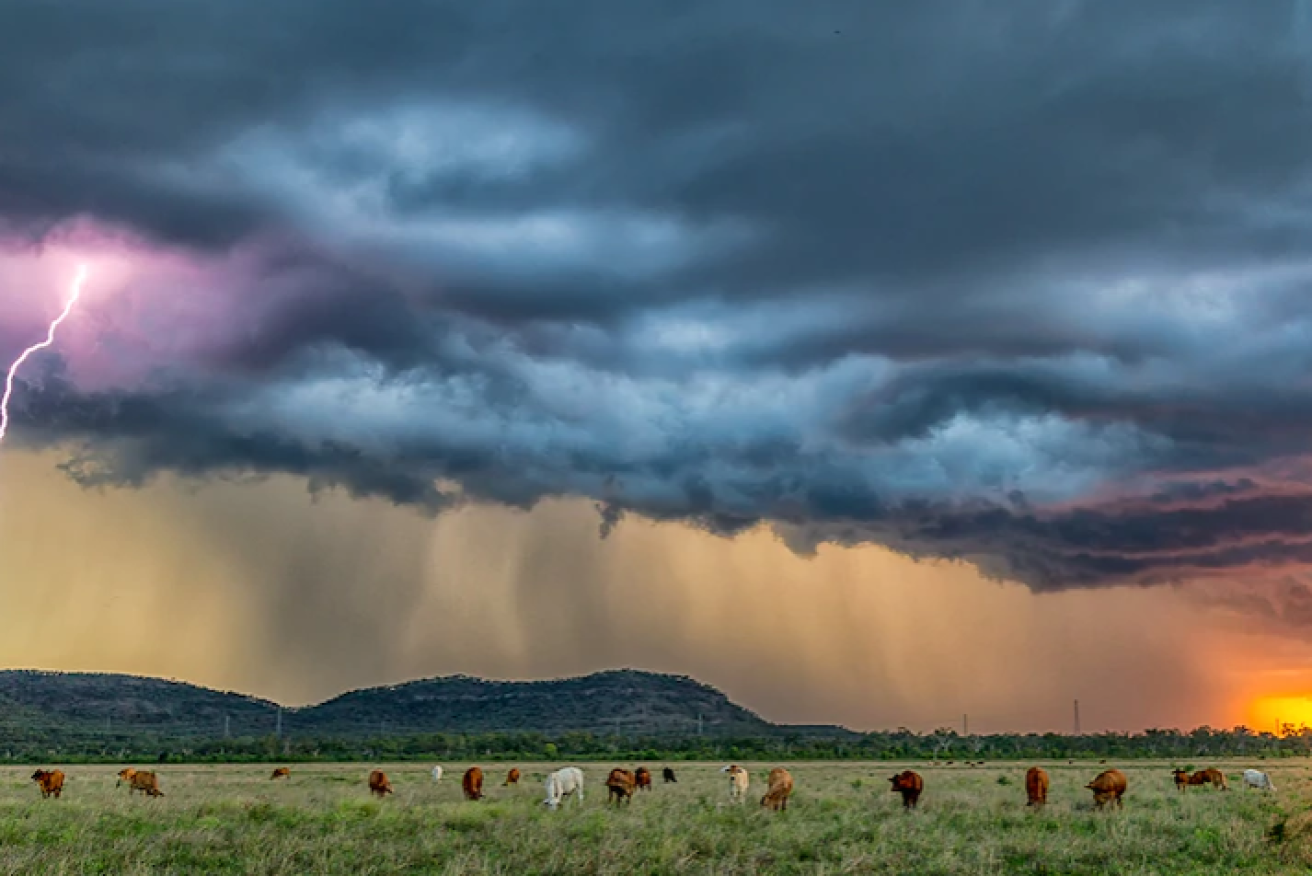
[128,771,164,797]
[1173,768,1227,791]
[368,770,393,798]
[889,770,924,809]
[270,767,290,781]
[1025,767,1049,807]
[606,768,636,804]
[760,767,794,811]
[1086,769,1127,809]
[31,769,64,799]
[463,767,484,801]
[504,768,521,787]
[635,767,652,791]
[1200,768,1229,790]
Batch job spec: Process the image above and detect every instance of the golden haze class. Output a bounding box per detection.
[0,451,1304,733]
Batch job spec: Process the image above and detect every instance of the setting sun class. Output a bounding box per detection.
[1247,695,1312,735]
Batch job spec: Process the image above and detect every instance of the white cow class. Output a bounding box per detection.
[543,767,585,810]
[1243,768,1275,791]
[722,764,750,803]
[431,765,443,783]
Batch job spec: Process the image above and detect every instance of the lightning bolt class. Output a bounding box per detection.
[0,264,89,444]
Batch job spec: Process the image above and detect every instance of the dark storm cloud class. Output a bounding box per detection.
[5,0,1312,596]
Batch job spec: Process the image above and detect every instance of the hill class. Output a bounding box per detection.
[299,670,778,737]
[0,668,855,741]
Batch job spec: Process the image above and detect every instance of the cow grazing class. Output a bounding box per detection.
[31,770,64,799]
[1086,769,1127,809]
[543,767,584,810]
[431,765,443,783]
[1173,768,1227,792]
[128,771,164,797]
[463,767,484,801]
[368,770,393,798]
[1025,767,1049,807]
[889,770,924,809]
[1243,769,1276,792]
[270,767,290,780]
[760,767,794,811]
[722,764,750,803]
[635,767,652,791]
[504,768,521,786]
[663,767,677,783]
[606,768,637,804]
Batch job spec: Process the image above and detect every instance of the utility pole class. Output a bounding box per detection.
[1073,700,1081,736]
[963,714,969,736]
[276,707,283,738]
[697,713,703,736]
[224,715,231,739]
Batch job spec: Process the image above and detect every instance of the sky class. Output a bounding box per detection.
[2,1,1312,732]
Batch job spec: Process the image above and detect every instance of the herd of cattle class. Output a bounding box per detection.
[23,763,1281,809]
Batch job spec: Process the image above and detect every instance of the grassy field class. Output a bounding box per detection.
[0,760,1306,874]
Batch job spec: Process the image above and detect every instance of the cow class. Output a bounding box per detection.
[1243,769,1276,792]
[722,764,750,803]
[504,768,521,787]
[543,767,584,810]
[431,765,443,783]
[1086,769,1127,809]
[462,767,484,801]
[115,767,137,789]
[606,768,637,804]
[889,770,924,809]
[128,771,164,797]
[368,770,393,798]
[1172,768,1227,791]
[663,767,677,784]
[635,767,652,791]
[1025,767,1049,807]
[31,769,64,799]
[760,767,794,811]
[270,767,290,781]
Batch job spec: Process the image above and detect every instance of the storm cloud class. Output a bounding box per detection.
[5,0,1312,593]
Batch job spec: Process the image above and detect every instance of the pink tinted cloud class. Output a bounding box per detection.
[0,226,315,391]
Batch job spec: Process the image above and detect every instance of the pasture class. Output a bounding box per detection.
[0,760,1304,874]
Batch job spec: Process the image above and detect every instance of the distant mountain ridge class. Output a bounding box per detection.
[0,668,860,740]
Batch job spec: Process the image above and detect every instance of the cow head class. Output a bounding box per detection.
[30,770,46,782]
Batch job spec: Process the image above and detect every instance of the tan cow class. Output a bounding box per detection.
[605,768,637,804]
[128,771,164,797]
[31,769,64,799]
[504,768,521,787]
[889,770,924,809]
[270,767,290,781]
[1086,769,1127,809]
[463,767,484,801]
[722,764,750,803]
[635,767,652,791]
[1025,767,1049,807]
[368,770,393,798]
[760,767,794,811]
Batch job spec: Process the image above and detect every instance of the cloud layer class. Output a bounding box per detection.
[6,1,1312,593]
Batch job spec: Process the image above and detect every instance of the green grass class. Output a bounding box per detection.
[0,761,1305,874]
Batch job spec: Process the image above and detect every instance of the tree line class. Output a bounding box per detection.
[1,724,1309,764]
